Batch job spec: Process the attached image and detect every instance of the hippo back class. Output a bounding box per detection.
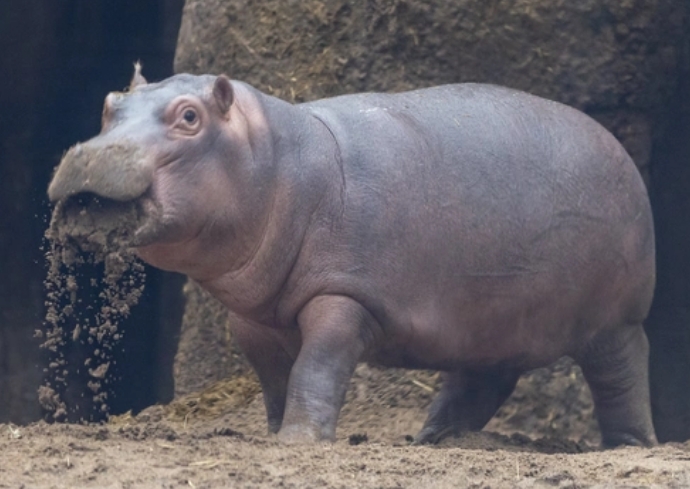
[296,84,654,368]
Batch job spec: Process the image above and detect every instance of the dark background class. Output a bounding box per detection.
[0,0,185,422]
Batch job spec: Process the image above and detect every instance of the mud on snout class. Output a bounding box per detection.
[47,142,160,251]
[47,194,145,254]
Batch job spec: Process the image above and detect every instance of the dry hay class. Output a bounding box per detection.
[108,373,261,428]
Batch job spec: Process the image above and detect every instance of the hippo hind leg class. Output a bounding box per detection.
[414,367,519,444]
[577,323,657,447]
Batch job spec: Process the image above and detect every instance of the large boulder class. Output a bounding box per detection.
[173,0,690,441]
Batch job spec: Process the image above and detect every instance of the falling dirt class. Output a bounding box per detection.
[39,194,147,422]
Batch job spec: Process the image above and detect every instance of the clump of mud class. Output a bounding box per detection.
[39,195,147,421]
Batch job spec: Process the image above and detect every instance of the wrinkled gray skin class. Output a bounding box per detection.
[48,69,657,446]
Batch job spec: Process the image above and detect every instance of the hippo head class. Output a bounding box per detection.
[48,66,275,280]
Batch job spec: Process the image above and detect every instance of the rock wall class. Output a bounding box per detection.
[176,0,684,178]
[173,0,690,441]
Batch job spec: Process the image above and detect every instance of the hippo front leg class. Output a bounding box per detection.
[277,295,376,444]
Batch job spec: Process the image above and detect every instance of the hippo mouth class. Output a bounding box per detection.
[49,192,153,252]
[47,141,164,249]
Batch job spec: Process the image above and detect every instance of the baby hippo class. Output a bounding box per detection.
[48,66,657,446]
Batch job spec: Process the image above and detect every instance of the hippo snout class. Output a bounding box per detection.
[48,141,154,203]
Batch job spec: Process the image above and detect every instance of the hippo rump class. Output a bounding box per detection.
[48,67,657,446]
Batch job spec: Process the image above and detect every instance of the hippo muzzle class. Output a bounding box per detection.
[46,136,164,249]
[48,140,154,203]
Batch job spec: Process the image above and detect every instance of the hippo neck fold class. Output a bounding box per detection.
[193,86,345,323]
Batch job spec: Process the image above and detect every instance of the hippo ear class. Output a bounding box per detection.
[129,61,147,91]
[213,75,234,116]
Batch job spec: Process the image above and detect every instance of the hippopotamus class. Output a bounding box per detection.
[48,66,657,446]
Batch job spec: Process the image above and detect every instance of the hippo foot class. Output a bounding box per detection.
[413,424,463,445]
[276,424,334,444]
[267,419,282,435]
[578,324,658,450]
[601,431,657,448]
[414,368,520,445]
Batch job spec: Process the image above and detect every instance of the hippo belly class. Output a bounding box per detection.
[299,84,653,378]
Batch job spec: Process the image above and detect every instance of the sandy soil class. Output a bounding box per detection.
[2,363,689,489]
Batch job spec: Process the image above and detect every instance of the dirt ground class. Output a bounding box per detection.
[2,362,689,488]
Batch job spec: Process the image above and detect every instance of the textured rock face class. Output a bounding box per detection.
[176,0,683,175]
[173,0,690,440]
[176,0,682,105]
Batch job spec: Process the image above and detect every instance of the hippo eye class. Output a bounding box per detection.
[183,109,197,124]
